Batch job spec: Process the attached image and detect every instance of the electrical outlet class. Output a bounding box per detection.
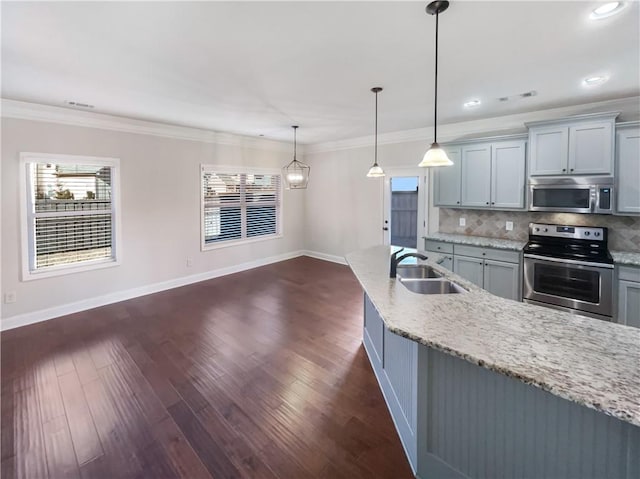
[4,292,16,304]
[459,217,466,227]
[186,258,193,268]
[506,221,514,231]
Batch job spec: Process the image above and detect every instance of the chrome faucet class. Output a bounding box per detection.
[390,248,429,278]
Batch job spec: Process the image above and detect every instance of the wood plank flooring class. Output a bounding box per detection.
[1,257,413,478]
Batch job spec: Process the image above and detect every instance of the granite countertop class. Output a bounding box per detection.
[346,245,640,427]
[612,251,640,267]
[424,232,525,251]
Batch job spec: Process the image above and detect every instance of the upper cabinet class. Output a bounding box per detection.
[433,147,461,207]
[527,112,618,177]
[434,137,527,210]
[616,123,640,215]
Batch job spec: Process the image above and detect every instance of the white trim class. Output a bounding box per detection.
[19,153,123,281]
[305,96,640,154]
[301,250,348,265]
[1,250,306,331]
[1,98,295,153]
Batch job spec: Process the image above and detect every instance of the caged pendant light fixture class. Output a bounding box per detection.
[282,125,310,189]
[367,87,385,178]
[419,0,454,168]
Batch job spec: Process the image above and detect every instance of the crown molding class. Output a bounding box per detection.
[305,96,640,155]
[1,98,296,153]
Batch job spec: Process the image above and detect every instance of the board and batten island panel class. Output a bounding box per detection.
[351,246,640,479]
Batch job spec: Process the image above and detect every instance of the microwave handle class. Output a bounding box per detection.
[590,188,597,213]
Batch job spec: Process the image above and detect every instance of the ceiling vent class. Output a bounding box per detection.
[65,100,94,109]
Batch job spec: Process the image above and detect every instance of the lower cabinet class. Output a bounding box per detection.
[427,240,522,301]
[362,292,638,479]
[617,266,640,328]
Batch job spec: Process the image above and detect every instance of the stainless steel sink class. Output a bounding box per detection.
[400,279,465,294]
[396,265,443,279]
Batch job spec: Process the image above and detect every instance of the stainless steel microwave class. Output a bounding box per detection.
[528,176,614,214]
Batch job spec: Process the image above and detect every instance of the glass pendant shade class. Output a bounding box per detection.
[366,163,385,177]
[282,125,310,190]
[282,159,310,189]
[418,142,453,167]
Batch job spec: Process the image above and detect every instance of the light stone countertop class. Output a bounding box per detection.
[424,232,526,251]
[346,245,640,427]
[612,251,640,267]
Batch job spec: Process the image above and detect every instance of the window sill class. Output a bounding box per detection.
[201,234,283,252]
[21,257,120,282]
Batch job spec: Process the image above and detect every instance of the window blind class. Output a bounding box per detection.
[26,162,115,271]
[202,170,281,245]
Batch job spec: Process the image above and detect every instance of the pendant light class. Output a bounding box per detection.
[282,125,310,189]
[419,0,453,168]
[367,87,385,178]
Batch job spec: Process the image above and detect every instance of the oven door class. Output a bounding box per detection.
[529,184,595,213]
[523,255,613,317]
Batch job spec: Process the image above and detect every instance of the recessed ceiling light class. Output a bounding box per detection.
[589,2,624,20]
[583,75,609,86]
[463,99,481,108]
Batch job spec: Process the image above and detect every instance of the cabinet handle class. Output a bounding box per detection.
[486,202,489,205]
[456,201,460,204]
[570,168,574,172]
[562,168,566,172]
[482,252,486,256]
[491,202,495,205]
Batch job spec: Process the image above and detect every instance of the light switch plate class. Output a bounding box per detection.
[506,221,514,231]
[459,218,466,227]
[4,292,16,304]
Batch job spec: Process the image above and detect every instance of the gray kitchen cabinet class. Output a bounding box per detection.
[483,259,520,301]
[434,136,527,211]
[424,240,453,271]
[529,126,568,176]
[461,144,492,208]
[617,266,640,329]
[616,124,640,215]
[433,147,461,207]
[453,255,484,287]
[491,141,526,208]
[527,112,617,177]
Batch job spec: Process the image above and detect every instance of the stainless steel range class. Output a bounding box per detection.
[522,223,614,320]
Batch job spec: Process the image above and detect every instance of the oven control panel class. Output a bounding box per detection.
[529,223,606,241]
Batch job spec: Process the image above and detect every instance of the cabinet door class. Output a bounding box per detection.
[483,259,520,301]
[568,121,614,175]
[438,255,453,271]
[491,141,526,209]
[616,128,640,214]
[461,144,491,207]
[453,255,484,287]
[434,148,462,207]
[618,280,640,329]
[529,127,568,176]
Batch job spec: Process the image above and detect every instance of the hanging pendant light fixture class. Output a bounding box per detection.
[419,0,453,168]
[282,125,310,189]
[367,87,385,178]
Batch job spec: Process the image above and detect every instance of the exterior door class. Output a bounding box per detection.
[383,168,427,248]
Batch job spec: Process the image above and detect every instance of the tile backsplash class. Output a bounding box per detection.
[438,209,640,252]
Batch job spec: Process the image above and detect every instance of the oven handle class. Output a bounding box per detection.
[523,254,615,269]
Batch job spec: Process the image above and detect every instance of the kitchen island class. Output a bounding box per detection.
[347,245,640,479]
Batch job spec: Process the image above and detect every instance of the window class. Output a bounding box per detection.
[201,166,282,249]
[20,153,120,280]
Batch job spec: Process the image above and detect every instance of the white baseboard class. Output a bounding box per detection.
[1,250,305,331]
[301,250,348,265]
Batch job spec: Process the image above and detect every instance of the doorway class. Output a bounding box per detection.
[382,169,427,249]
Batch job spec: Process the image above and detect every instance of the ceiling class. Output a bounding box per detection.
[2,1,639,144]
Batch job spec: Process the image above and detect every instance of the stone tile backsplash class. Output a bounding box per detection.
[438,209,640,252]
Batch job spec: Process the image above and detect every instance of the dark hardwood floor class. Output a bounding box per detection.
[1,257,413,478]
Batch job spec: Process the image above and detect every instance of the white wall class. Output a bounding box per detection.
[1,116,305,328]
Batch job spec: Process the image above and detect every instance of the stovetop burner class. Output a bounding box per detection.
[523,223,613,265]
